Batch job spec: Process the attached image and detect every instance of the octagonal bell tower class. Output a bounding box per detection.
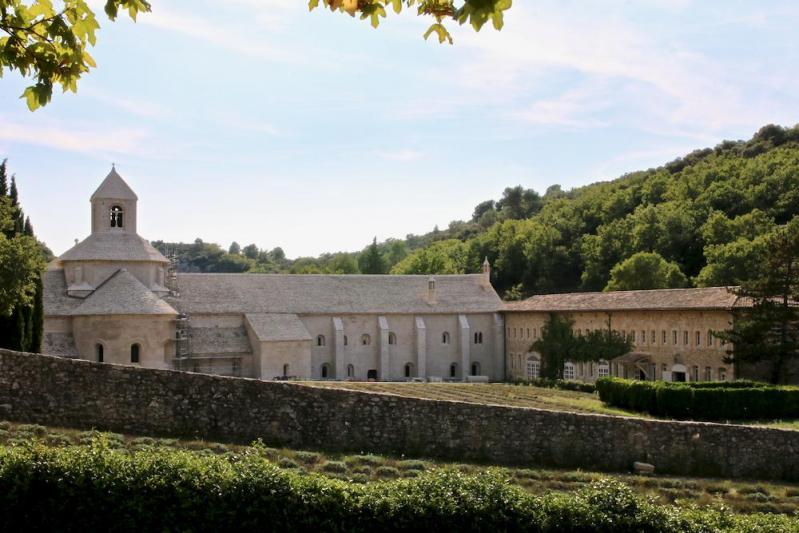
[91,165,138,235]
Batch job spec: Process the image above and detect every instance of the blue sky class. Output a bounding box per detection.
[1,0,797,257]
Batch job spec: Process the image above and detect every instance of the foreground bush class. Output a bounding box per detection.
[515,377,597,394]
[0,444,796,532]
[596,378,799,420]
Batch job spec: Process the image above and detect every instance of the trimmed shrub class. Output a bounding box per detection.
[596,378,799,421]
[345,454,384,467]
[321,461,348,474]
[375,466,400,479]
[294,451,322,465]
[0,445,794,532]
[525,378,597,394]
[397,460,427,471]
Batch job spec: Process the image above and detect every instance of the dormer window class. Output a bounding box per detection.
[110,205,124,228]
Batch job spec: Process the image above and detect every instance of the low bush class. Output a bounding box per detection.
[596,378,799,421]
[0,445,795,532]
[397,460,427,471]
[294,451,322,465]
[345,454,384,467]
[519,378,597,394]
[321,460,348,474]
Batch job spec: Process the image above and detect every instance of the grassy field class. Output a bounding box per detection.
[303,381,799,430]
[2,419,798,515]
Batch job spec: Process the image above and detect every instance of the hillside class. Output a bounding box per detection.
[155,124,799,299]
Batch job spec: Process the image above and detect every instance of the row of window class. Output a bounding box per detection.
[315,331,485,348]
[508,326,724,349]
[317,361,484,379]
[96,343,140,364]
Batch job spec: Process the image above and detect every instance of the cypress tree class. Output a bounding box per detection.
[9,175,18,207]
[24,216,33,237]
[29,275,44,353]
[0,159,7,197]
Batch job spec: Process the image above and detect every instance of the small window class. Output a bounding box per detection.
[388,332,397,345]
[598,360,610,378]
[130,343,140,364]
[344,335,349,346]
[449,363,458,378]
[695,331,701,346]
[691,365,699,381]
[471,362,481,376]
[96,344,104,363]
[704,366,712,381]
[563,362,575,380]
[641,330,646,344]
[683,331,689,345]
[442,332,450,345]
[526,328,530,339]
[662,330,667,344]
[707,330,713,347]
[109,205,124,228]
[321,364,330,379]
[361,334,371,346]
[673,330,678,345]
[347,364,355,378]
[367,369,378,380]
[650,330,655,344]
[316,335,326,347]
[474,331,483,344]
[718,367,727,381]
[282,363,290,377]
[404,363,414,378]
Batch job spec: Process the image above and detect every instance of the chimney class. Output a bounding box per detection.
[427,276,437,304]
[481,257,491,288]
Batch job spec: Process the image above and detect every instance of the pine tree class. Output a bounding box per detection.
[716,219,799,383]
[361,237,386,274]
[9,175,18,207]
[23,216,33,236]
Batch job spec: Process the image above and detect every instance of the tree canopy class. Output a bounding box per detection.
[605,252,687,292]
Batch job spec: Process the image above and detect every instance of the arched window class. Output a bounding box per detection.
[473,331,483,344]
[344,335,348,346]
[526,355,540,379]
[130,343,140,364]
[695,331,701,346]
[707,330,714,347]
[449,363,457,378]
[563,362,575,380]
[110,205,124,228]
[388,332,397,345]
[321,363,330,379]
[316,335,326,347]
[283,363,290,377]
[471,362,481,376]
[442,332,450,345]
[347,364,355,378]
[96,344,104,363]
[404,363,414,378]
[597,360,610,378]
[361,334,371,346]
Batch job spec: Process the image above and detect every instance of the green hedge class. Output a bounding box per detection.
[596,378,799,421]
[0,444,796,532]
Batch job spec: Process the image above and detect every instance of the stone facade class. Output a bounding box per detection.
[505,290,739,382]
[2,348,799,481]
[43,169,505,382]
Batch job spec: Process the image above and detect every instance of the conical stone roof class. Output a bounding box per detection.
[73,269,177,316]
[90,167,138,201]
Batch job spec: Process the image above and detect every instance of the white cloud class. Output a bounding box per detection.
[374,149,424,161]
[0,117,147,155]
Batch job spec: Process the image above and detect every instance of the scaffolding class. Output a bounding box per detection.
[166,249,179,296]
[175,314,191,370]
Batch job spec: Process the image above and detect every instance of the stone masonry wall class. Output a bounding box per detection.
[1,349,798,481]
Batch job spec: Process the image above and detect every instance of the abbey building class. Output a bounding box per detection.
[43,169,506,381]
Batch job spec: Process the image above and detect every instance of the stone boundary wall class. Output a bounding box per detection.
[1,349,798,481]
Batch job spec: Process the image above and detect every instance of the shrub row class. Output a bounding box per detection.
[514,377,597,394]
[1,443,796,532]
[596,378,799,421]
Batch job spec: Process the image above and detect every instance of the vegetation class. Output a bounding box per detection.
[532,313,632,379]
[2,421,799,526]
[0,159,47,352]
[605,252,688,291]
[715,219,799,383]
[0,0,151,110]
[310,0,512,44]
[596,378,799,421]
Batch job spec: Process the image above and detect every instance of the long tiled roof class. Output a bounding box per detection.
[504,287,741,312]
[246,313,312,342]
[73,269,177,316]
[168,274,501,315]
[190,327,252,354]
[58,233,168,262]
[91,167,138,201]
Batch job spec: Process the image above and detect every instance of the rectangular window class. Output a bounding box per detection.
[662,330,667,344]
[696,331,701,346]
[641,330,646,345]
[651,330,655,344]
[704,366,712,381]
[526,328,530,339]
[534,328,537,339]
[513,328,517,338]
[708,331,713,347]
[673,330,678,345]
[692,365,699,381]
[719,367,727,381]
[683,331,689,345]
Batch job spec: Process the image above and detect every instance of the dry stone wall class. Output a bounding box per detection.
[1,349,798,481]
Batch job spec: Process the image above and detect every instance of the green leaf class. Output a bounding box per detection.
[21,87,41,112]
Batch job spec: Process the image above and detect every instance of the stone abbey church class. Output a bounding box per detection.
[43,169,750,383]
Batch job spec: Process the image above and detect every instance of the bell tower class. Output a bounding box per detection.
[90,165,138,235]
